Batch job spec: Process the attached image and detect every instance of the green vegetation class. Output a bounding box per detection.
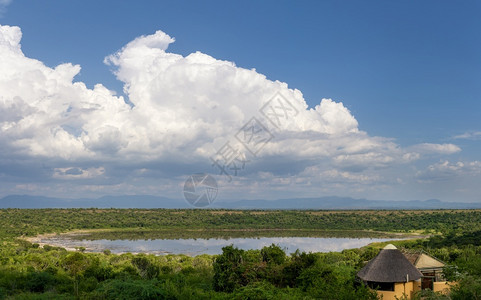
[0,238,380,299]
[0,209,480,299]
[1,208,481,239]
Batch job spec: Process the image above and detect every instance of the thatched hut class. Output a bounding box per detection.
[357,244,422,300]
[402,250,450,293]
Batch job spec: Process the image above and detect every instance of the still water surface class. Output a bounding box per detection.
[35,235,401,255]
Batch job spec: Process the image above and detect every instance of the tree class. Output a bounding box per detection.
[261,244,286,265]
[213,245,245,292]
[62,252,89,297]
[132,256,159,279]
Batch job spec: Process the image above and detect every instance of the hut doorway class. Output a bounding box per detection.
[421,273,435,290]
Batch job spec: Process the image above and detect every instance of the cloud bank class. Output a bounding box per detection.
[0,25,468,200]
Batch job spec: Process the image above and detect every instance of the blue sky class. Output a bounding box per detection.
[0,1,480,203]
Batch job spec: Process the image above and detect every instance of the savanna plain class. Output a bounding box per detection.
[0,209,480,299]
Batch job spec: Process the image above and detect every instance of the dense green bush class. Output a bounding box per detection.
[93,279,165,300]
[2,208,481,239]
[212,244,377,299]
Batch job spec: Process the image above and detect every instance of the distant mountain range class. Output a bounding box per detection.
[211,197,481,210]
[1,194,480,210]
[0,195,189,209]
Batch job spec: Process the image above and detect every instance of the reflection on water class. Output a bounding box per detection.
[35,235,402,255]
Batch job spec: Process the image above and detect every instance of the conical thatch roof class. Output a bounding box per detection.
[357,244,422,283]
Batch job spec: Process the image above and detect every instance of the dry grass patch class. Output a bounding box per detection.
[209,210,243,215]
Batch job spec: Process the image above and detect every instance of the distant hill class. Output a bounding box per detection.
[212,197,481,210]
[0,195,190,209]
[1,194,480,209]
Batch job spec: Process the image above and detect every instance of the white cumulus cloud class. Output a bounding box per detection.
[416,160,481,182]
[0,25,466,198]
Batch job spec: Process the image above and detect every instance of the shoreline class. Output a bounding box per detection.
[23,228,430,256]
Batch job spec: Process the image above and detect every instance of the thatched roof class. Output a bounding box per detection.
[402,250,445,270]
[357,244,422,283]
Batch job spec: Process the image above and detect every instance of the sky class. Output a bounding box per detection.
[0,1,480,203]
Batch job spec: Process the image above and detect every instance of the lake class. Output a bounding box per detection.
[31,230,408,255]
